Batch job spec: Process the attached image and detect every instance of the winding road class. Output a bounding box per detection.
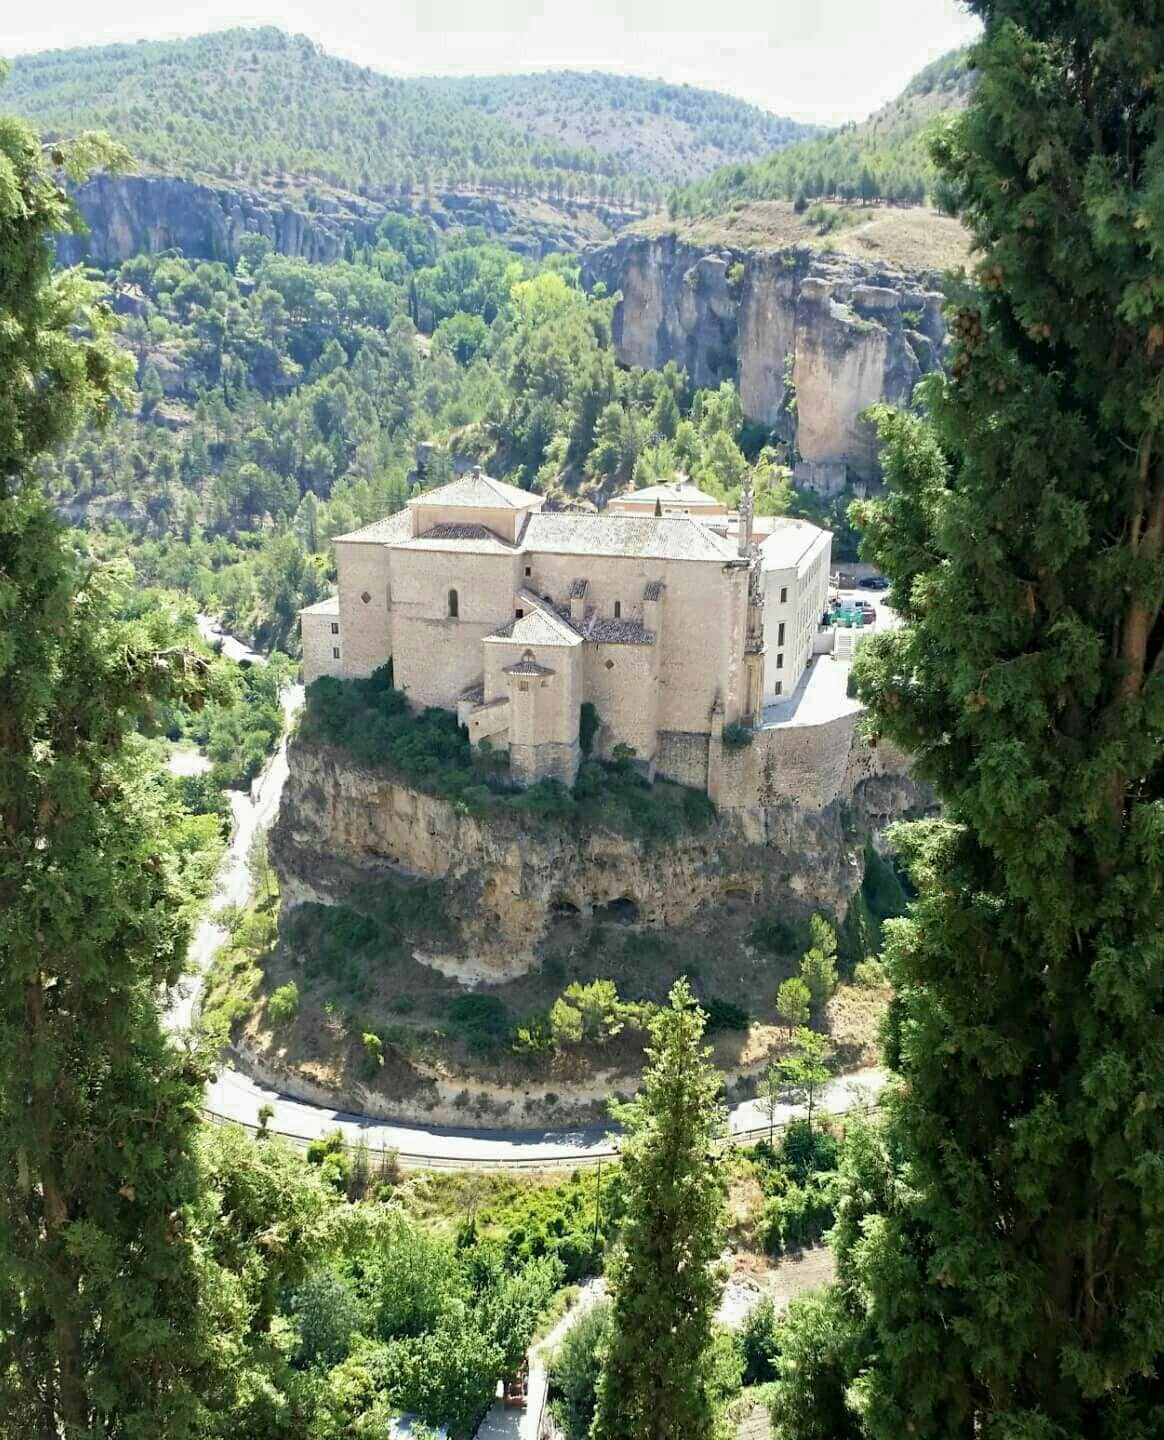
[175,619,888,1170]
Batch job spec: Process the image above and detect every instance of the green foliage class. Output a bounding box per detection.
[579,701,601,756]
[549,1300,613,1440]
[446,993,512,1056]
[592,980,727,1440]
[431,70,817,186]
[769,1289,864,1440]
[721,720,755,748]
[749,912,801,955]
[268,980,301,1024]
[852,957,888,988]
[0,110,267,1436]
[777,1029,833,1133]
[737,1296,781,1386]
[775,976,811,1035]
[698,995,751,1033]
[302,667,717,841]
[4,29,667,204]
[783,7,1164,1436]
[798,915,839,1014]
[671,48,973,216]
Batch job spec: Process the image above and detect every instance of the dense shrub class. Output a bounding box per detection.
[721,721,754,748]
[302,669,717,842]
[699,995,751,1033]
[579,701,600,756]
[749,912,802,955]
[548,1301,612,1440]
[737,1295,781,1385]
[762,1180,834,1255]
[446,993,512,1056]
[267,981,300,1025]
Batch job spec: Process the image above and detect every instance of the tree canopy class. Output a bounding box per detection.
[774,3,1164,1436]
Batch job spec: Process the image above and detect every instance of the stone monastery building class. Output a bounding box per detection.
[301,470,831,791]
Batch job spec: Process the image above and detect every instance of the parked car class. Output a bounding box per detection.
[858,575,890,591]
[855,601,877,624]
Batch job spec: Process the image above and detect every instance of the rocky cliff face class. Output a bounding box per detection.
[581,234,946,487]
[59,174,637,266]
[271,739,932,983]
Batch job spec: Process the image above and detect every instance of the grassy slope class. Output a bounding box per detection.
[632,198,973,274]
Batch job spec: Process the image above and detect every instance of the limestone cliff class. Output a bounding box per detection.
[59,174,637,266]
[581,233,946,488]
[270,736,931,983]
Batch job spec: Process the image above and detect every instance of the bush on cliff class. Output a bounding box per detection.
[301,668,716,840]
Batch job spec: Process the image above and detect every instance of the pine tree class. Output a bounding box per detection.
[779,6,1164,1438]
[591,980,727,1440]
[0,111,239,1434]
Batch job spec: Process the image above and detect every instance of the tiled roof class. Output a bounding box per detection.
[408,470,542,510]
[760,518,832,572]
[335,508,413,544]
[420,522,501,541]
[523,512,737,562]
[504,657,555,676]
[612,479,723,507]
[458,682,485,705]
[402,525,518,554]
[300,594,339,615]
[642,580,665,601]
[579,612,656,645]
[485,592,583,647]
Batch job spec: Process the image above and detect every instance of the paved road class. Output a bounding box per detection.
[179,621,888,1169]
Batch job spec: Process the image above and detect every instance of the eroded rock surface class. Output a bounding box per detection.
[270,737,933,981]
[581,234,946,486]
[59,174,638,265]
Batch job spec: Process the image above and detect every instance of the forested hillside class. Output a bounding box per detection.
[44,220,826,657]
[3,28,655,204]
[670,48,974,213]
[427,71,818,183]
[4,28,812,207]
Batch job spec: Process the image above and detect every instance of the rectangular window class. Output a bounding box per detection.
[525,566,532,577]
[777,622,785,646]
[515,608,524,619]
[330,622,339,635]
[774,681,782,696]
[780,586,788,604]
[614,600,621,618]
[332,647,341,660]
[777,652,784,669]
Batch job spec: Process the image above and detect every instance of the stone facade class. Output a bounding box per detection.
[301,470,834,794]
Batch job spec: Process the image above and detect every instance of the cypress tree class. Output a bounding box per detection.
[591,980,727,1440]
[0,109,238,1434]
[777,6,1164,1437]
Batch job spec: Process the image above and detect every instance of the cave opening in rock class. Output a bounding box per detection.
[549,898,581,921]
[593,896,640,925]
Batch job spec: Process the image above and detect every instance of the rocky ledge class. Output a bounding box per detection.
[581,232,947,489]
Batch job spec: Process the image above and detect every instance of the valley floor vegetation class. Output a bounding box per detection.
[40,205,854,657]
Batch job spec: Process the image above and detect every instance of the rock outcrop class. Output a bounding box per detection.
[581,233,946,488]
[58,174,638,266]
[270,737,932,983]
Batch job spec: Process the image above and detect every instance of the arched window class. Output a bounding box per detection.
[448,589,459,619]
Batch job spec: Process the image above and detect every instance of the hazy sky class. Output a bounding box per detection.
[1,1,980,126]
